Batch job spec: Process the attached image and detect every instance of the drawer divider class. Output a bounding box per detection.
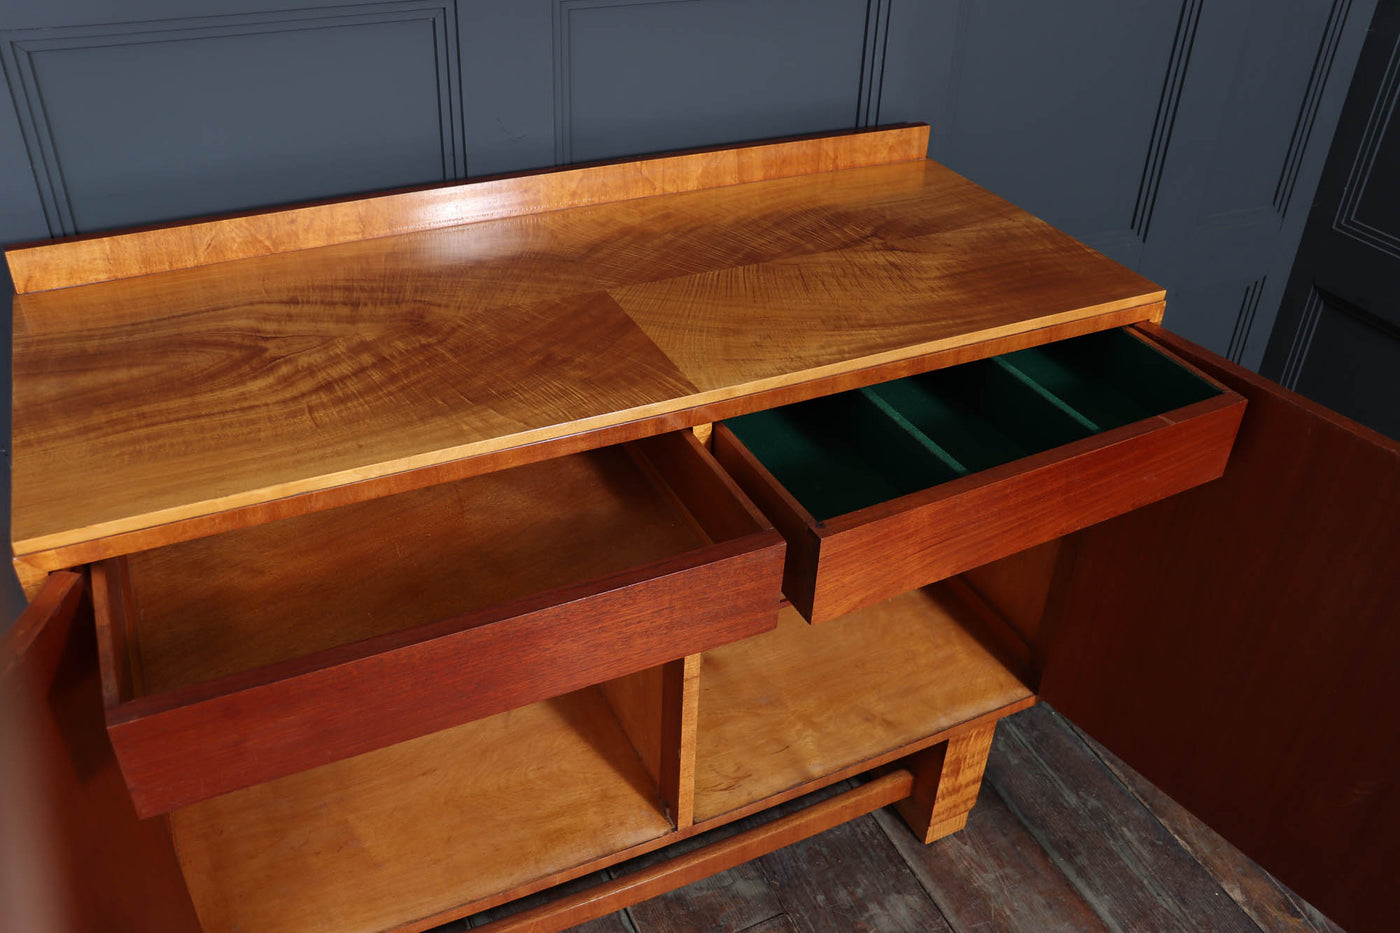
[858,386,971,476]
[991,356,1103,433]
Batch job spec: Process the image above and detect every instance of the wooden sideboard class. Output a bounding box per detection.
[2,126,1396,933]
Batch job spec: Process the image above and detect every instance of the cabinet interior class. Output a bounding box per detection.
[165,567,1043,933]
[692,583,1035,823]
[168,681,675,933]
[724,328,1223,521]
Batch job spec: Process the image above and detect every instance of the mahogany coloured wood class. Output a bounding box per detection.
[712,335,1245,622]
[0,573,201,933]
[1041,324,1400,933]
[959,540,1063,646]
[117,441,733,692]
[9,135,1164,573]
[92,436,784,816]
[693,586,1034,823]
[5,126,932,293]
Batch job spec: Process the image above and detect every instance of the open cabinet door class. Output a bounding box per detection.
[0,571,201,933]
[1041,323,1399,933]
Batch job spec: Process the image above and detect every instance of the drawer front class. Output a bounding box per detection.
[714,327,1246,623]
[93,432,785,817]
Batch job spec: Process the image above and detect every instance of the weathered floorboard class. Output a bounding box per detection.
[874,785,1110,933]
[464,872,630,932]
[734,916,800,933]
[985,706,1263,933]
[1071,721,1346,933]
[753,814,953,933]
[613,783,849,933]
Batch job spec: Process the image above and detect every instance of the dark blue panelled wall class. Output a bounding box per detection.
[0,0,1381,622]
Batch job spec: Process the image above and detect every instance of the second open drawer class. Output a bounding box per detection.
[712,326,1246,623]
[92,432,785,817]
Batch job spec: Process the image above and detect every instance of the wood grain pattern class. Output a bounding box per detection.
[751,805,955,933]
[11,558,48,602]
[660,654,701,830]
[1071,720,1348,933]
[89,556,135,707]
[0,573,202,933]
[14,305,1163,578]
[11,145,1162,570]
[170,686,675,933]
[693,586,1033,822]
[959,540,1063,646]
[104,536,781,817]
[874,787,1113,933]
[896,723,998,843]
[600,665,671,814]
[599,654,702,831]
[92,436,782,815]
[612,184,1164,393]
[717,377,1244,623]
[1041,324,1400,933]
[121,443,716,692]
[5,126,931,293]
[467,770,914,933]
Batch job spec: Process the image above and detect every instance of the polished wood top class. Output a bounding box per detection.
[6,126,933,294]
[9,127,1163,569]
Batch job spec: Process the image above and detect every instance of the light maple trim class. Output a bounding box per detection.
[5,125,930,293]
[12,300,1163,571]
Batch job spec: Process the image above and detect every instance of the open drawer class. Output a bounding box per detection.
[92,431,785,817]
[712,327,1245,623]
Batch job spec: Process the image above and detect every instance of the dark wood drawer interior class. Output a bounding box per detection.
[714,327,1245,623]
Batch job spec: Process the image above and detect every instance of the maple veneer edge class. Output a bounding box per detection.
[14,301,1164,574]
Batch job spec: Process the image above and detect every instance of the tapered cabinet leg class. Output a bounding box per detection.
[895,721,998,843]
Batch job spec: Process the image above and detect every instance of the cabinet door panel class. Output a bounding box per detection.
[1041,323,1400,933]
[0,572,200,932]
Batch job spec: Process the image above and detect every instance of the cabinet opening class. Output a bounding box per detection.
[168,681,675,933]
[691,583,1033,823]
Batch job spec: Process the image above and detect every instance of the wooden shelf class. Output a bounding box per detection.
[168,685,674,933]
[692,585,1034,823]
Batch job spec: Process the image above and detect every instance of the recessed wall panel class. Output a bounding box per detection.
[559,0,868,164]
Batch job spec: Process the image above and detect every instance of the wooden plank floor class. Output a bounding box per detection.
[448,705,1344,933]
